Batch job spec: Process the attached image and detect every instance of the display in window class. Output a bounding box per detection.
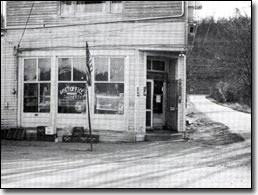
[58,83,86,113]
[95,83,124,114]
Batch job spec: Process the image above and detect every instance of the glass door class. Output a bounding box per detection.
[146,80,153,128]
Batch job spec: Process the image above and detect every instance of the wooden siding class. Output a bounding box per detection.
[6,1,185,28]
[1,36,18,128]
[2,1,188,135]
[7,22,186,51]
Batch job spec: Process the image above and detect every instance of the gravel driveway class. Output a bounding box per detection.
[188,95,251,140]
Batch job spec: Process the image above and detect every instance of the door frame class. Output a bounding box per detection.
[146,79,153,129]
[19,56,55,128]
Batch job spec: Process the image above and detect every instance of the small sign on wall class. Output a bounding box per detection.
[45,126,54,135]
[156,95,161,103]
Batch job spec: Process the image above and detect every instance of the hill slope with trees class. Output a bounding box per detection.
[187,13,251,107]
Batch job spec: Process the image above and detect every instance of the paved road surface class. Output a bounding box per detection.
[188,95,251,139]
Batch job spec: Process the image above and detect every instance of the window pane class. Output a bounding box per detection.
[61,1,74,15]
[39,83,51,113]
[153,81,163,113]
[95,58,108,81]
[58,58,71,81]
[58,83,86,113]
[110,58,124,81]
[73,58,86,81]
[152,60,165,71]
[38,58,51,81]
[24,83,38,112]
[24,59,37,81]
[111,1,123,13]
[95,83,124,114]
[76,1,103,13]
[147,59,151,70]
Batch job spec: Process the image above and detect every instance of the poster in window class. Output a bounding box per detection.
[58,83,86,113]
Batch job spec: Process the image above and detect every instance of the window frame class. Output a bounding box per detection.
[23,58,51,113]
[57,57,87,114]
[93,56,125,115]
[59,1,124,16]
[147,58,167,73]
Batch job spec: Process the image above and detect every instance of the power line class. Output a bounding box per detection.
[18,1,34,47]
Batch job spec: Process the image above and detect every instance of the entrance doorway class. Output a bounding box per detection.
[145,56,178,131]
[146,79,166,129]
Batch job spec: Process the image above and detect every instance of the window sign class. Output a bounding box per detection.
[58,83,86,113]
[95,83,124,114]
[58,57,87,114]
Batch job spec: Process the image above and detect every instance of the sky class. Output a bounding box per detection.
[196,1,252,20]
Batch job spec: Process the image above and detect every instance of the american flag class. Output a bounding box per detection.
[85,42,93,86]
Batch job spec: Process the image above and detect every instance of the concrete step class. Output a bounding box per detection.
[145,133,184,142]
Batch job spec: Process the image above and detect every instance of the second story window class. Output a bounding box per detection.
[76,1,104,13]
[60,1,123,16]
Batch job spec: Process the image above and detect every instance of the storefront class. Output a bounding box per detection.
[1,1,194,142]
[15,49,185,142]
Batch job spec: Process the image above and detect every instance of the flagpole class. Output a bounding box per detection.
[86,85,93,152]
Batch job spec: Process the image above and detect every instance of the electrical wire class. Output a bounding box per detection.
[17,1,34,47]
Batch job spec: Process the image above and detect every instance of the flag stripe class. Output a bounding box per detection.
[86,42,92,86]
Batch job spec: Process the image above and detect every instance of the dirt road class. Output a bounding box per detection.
[1,95,251,188]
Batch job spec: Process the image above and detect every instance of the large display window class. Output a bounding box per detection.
[94,57,124,115]
[23,58,51,113]
[58,58,86,113]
